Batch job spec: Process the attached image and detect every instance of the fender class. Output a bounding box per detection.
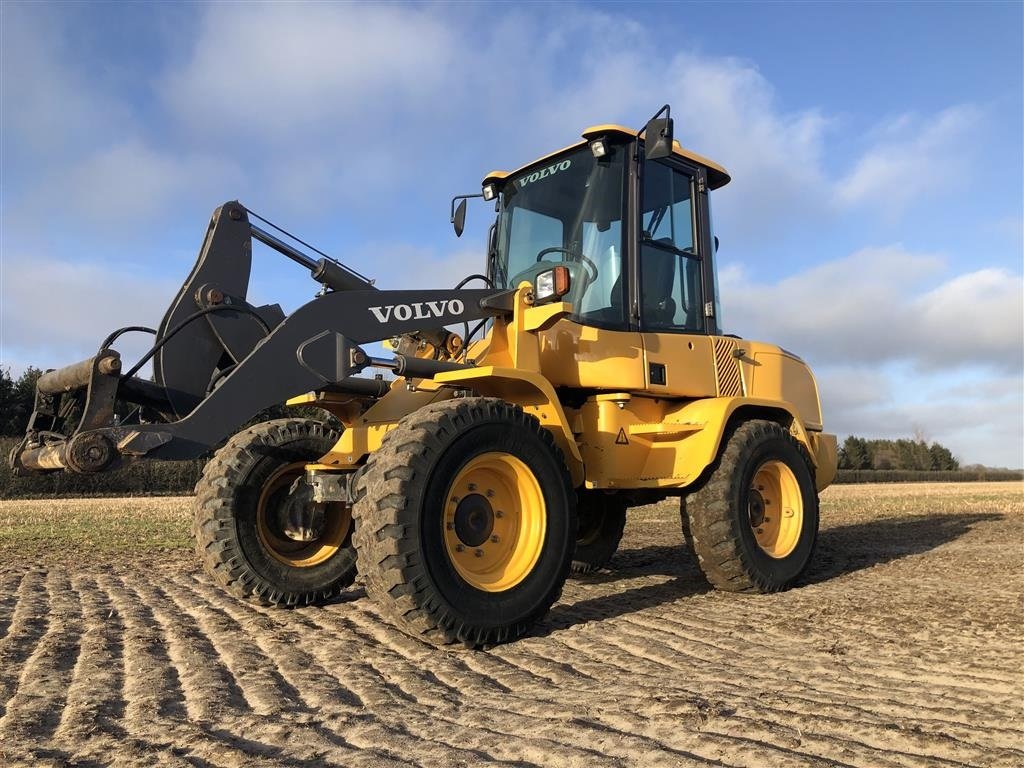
[433,366,585,487]
[311,366,585,488]
[578,395,836,492]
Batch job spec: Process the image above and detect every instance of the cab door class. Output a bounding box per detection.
[635,158,718,398]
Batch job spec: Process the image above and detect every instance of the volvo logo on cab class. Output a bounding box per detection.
[368,299,465,323]
[516,159,572,189]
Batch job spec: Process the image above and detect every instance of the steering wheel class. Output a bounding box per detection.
[534,246,598,283]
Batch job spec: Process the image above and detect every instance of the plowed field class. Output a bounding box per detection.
[1,482,1021,767]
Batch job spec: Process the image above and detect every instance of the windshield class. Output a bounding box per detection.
[493,143,627,326]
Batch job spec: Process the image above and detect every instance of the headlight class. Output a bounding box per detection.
[482,183,497,201]
[534,266,571,303]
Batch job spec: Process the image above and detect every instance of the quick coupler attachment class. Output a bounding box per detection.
[10,348,164,475]
[13,431,117,474]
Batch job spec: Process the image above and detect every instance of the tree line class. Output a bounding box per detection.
[838,435,959,471]
[0,367,43,437]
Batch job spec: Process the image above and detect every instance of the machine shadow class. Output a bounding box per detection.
[538,544,710,636]
[538,511,1002,636]
[804,511,1002,585]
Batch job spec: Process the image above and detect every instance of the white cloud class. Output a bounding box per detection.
[834,106,980,211]
[0,255,176,372]
[59,139,244,224]
[0,4,133,158]
[160,3,458,143]
[4,2,982,244]
[721,246,1023,373]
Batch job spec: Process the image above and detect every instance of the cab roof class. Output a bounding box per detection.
[483,123,731,191]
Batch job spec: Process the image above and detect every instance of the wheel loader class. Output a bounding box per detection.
[11,106,838,647]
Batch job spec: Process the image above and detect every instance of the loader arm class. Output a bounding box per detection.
[10,200,510,474]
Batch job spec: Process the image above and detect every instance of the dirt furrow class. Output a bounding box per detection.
[0,569,82,745]
[621,608,1023,721]
[0,569,49,722]
[157,577,308,716]
[167,571,365,712]
[0,569,25,644]
[52,572,127,745]
[598,616,1020,766]
[301,603,718,766]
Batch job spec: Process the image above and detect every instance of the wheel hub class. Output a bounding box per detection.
[748,489,766,528]
[279,479,326,542]
[453,493,494,547]
[257,462,351,568]
[749,460,804,559]
[442,453,547,593]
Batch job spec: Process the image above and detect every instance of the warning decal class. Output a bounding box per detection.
[615,428,629,446]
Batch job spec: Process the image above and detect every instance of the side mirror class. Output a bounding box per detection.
[714,235,720,253]
[452,198,467,238]
[644,116,674,160]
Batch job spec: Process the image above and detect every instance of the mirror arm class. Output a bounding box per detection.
[638,104,671,136]
[450,193,485,224]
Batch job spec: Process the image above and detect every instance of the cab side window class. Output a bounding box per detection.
[640,161,703,332]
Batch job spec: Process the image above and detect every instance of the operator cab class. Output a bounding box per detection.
[484,121,730,337]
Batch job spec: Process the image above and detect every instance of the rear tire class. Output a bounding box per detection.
[682,419,818,593]
[571,492,627,574]
[353,398,576,647]
[193,418,357,606]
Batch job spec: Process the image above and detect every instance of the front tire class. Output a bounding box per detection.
[683,419,818,593]
[193,418,357,606]
[353,398,576,647]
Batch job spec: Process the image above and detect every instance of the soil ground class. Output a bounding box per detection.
[0,482,1021,767]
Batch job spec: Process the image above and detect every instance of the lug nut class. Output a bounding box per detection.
[486,489,495,498]
[467,483,477,491]
[446,522,454,530]
[455,544,465,552]
[495,510,503,518]
[490,535,500,543]
[450,496,459,505]
[475,549,484,557]
[756,528,764,535]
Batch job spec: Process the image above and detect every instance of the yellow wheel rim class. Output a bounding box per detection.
[442,452,546,592]
[749,460,803,559]
[256,462,351,568]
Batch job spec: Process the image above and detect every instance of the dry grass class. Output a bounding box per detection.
[0,496,193,563]
[1,482,1020,565]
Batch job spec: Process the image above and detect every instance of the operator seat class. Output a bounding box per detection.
[641,240,678,327]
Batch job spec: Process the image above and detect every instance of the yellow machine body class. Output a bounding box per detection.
[292,283,837,494]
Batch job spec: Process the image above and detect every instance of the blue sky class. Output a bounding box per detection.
[2,1,1021,467]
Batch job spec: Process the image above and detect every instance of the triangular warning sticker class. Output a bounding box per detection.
[615,428,629,445]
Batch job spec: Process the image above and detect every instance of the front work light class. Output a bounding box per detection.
[589,138,608,158]
[482,183,497,201]
[534,265,571,303]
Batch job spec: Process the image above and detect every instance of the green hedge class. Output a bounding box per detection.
[834,469,1023,484]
